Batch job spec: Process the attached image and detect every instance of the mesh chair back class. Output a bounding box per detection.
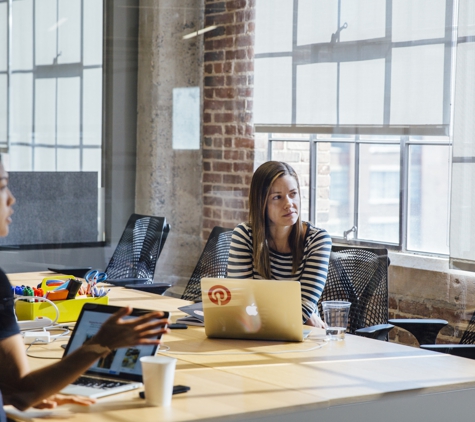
[181,227,233,301]
[318,247,389,334]
[105,214,169,281]
[460,310,475,344]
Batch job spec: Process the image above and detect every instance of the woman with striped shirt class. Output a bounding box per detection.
[227,161,332,326]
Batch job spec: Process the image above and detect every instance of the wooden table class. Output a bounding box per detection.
[7,272,475,421]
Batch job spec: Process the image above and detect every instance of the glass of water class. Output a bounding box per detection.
[322,301,351,341]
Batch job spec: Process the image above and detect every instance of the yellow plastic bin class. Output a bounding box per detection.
[15,275,109,323]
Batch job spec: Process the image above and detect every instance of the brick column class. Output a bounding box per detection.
[202,0,255,240]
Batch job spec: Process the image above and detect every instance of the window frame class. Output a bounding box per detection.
[266,133,452,254]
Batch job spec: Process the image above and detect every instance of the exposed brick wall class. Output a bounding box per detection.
[202,0,255,240]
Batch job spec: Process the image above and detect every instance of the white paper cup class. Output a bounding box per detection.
[140,356,177,406]
[322,301,351,341]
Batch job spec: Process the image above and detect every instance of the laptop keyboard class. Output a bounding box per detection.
[73,376,128,390]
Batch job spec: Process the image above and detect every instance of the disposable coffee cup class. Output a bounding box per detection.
[140,356,177,406]
[322,301,351,341]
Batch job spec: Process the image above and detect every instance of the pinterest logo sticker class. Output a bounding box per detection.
[208,285,232,306]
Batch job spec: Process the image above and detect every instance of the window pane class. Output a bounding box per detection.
[297,0,338,45]
[358,144,400,243]
[12,0,33,71]
[35,78,56,145]
[407,144,450,254]
[0,2,6,71]
[255,0,293,53]
[0,74,6,142]
[83,0,103,66]
[11,73,33,144]
[58,0,81,64]
[341,0,386,42]
[323,142,355,237]
[270,140,310,222]
[35,0,57,66]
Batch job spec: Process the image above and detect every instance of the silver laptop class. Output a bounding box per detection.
[201,278,307,342]
[60,304,168,399]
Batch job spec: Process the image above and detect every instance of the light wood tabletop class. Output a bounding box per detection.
[7,272,475,421]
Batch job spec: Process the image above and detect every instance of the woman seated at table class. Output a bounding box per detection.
[227,161,332,327]
[0,161,170,416]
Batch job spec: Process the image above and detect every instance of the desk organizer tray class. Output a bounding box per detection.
[15,295,109,323]
[15,275,109,323]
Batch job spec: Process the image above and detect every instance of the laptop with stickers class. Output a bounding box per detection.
[60,303,168,399]
[201,278,308,342]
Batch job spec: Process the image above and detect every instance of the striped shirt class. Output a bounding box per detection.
[227,222,332,323]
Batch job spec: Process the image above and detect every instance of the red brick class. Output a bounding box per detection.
[213,208,222,219]
[204,99,225,111]
[237,88,253,97]
[223,62,233,73]
[225,49,248,61]
[205,2,226,14]
[224,198,245,209]
[213,138,224,148]
[203,196,223,207]
[235,62,253,72]
[234,137,254,148]
[203,173,223,183]
[227,0,247,11]
[205,37,234,51]
[203,161,211,171]
[225,23,246,36]
[203,206,213,218]
[223,174,243,184]
[204,76,225,87]
[203,149,223,160]
[226,75,247,86]
[233,162,254,172]
[224,125,237,135]
[224,138,233,148]
[214,112,235,123]
[203,113,212,123]
[398,300,431,318]
[204,88,214,99]
[224,99,245,110]
[236,34,253,48]
[214,161,233,172]
[204,51,225,62]
[205,13,235,26]
[203,125,223,136]
[203,137,213,147]
[203,184,212,194]
[224,150,244,160]
[204,63,213,74]
[215,87,236,99]
[213,63,224,73]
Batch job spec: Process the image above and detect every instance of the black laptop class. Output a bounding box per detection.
[60,303,169,399]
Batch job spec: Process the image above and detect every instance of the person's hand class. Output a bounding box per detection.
[33,394,96,409]
[305,313,327,329]
[91,307,170,351]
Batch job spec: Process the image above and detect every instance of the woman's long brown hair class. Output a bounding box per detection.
[248,161,304,278]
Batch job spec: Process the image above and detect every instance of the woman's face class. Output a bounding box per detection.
[266,175,300,228]
[0,164,15,237]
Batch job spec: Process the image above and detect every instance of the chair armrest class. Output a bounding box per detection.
[355,324,394,341]
[420,344,475,360]
[124,282,171,295]
[388,318,448,345]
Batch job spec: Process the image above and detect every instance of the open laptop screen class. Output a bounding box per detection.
[63,304,168,383]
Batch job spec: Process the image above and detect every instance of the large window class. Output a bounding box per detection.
[0,0,104,246]
[255,0,458,255]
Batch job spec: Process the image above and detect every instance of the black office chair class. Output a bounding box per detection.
[105,214,171,294]
[394,310,475,359]
[181,226,233,302]
[318,246,394,340]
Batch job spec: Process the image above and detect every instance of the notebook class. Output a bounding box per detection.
[60,303,169,399]
[201,278,308,342]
